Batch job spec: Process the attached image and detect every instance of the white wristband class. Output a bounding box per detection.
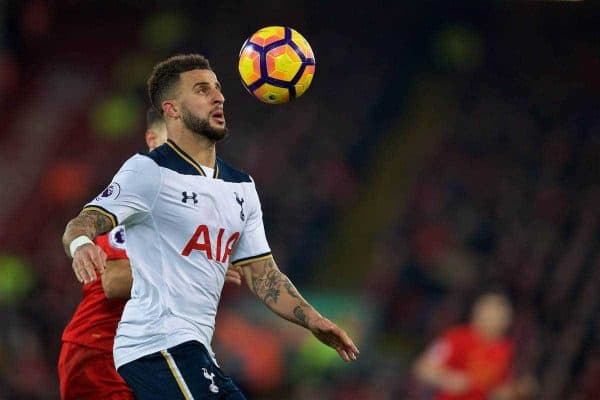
[69,235,94,258]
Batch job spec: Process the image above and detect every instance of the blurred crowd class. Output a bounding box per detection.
[0,1,598,399]
[367,76,600,399]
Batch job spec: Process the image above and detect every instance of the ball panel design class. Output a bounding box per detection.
[266,45,302,81]
[238,47,262,86]
[253,83,290,104]
[291,29,314,60]
[294,65,315,97]
[248,26,286,47]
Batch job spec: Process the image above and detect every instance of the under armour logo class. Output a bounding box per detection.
[234,192,245,221]
[202,368,219,394]
[181,191,198,204]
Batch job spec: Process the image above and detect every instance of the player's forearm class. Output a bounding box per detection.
[242,258,321,328]
[101,260,133,299]
[262,276,321,329]
[414,360,469,392]
[414,361,445,387]
[62,210,114,256]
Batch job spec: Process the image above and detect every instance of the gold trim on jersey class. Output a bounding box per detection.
[167,139,219,178]
[160,350,194,400]
[232,252,273,267]
[81,206,117,229]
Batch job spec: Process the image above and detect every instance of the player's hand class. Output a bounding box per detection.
[225,265,243,286]
[308,316,359,362]
[72,244,107,284]
[490,375,538,400]
[440,370,471,395]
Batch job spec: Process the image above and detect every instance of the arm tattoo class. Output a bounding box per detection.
[62,211,113,253]
[251,259,286,304]
[285,279,311,327]
[293,305,307,326]
[251,259,311,327]
[285,281,310,308]
[284,281,300,299]
[75,211,114,235]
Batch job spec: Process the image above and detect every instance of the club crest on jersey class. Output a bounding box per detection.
[202,368,219,393]
[234,192,245,221]
[181,191,198,204]
[96,182,120,201]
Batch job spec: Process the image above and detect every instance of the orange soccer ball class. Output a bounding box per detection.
[238,26,316,104]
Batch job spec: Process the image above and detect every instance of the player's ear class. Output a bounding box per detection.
[145,129,155,149]
[162,100,179,119]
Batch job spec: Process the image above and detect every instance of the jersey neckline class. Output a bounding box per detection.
[166,139,220,178]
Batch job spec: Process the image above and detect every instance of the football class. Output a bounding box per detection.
[238,26,316,104]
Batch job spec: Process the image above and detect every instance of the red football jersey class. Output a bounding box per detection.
[427,325,514,400]
[61,229,128,352]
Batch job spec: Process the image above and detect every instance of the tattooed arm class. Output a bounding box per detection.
[62,210,114,284]
[239,257,360,362]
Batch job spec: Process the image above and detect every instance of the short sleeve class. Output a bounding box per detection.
[230,178,271,266]
[83,155,161,227]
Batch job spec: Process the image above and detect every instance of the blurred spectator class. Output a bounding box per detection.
[413,291,536,400]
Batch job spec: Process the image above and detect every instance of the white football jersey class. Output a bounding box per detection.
[84,140,271,369]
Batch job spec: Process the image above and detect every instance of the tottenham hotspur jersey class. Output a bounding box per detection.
[84,140,272,369]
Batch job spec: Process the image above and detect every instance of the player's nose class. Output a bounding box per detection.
[213,89,225,104]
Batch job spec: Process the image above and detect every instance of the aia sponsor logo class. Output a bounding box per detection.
[181,225,240,264]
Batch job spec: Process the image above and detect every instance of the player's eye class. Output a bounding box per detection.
[194,85,209,94]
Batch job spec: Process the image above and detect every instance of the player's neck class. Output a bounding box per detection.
[474,324,504,342]
[169,129,217,168]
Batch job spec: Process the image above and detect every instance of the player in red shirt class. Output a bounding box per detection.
[58,109,167,400]
[58,110,243,399]
[413,291,533,400]
[59,227,134,399]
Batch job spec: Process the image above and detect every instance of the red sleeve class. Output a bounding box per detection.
[501,340,516,383]
[94,233,128,260]
[424,326,471,368]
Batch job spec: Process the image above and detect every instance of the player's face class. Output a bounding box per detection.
[178,69,227,141]
[472,294,513,338]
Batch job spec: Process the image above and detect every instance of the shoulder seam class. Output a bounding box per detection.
[138,152,158,165]
[149,164,163,213]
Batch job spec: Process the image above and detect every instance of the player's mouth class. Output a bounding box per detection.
[211,110,225,124]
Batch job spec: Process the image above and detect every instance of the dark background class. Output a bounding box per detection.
[0,1,598,398]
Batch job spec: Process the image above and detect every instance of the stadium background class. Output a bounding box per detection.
[0,1,598,399]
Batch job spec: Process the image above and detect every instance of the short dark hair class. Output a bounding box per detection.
[146,107,163,130]
[147,54,212,115]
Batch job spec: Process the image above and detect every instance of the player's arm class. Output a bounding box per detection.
[101,259,133,299]
[62,210,115,284]
[413,341,471,395]
[101,260,239,299]
[239,256,359,362]
[225,265,243,286]
[489,375,538,400]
